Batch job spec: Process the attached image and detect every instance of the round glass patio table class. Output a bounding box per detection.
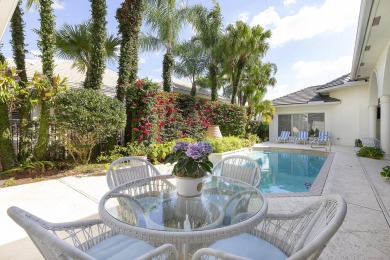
[99,175,268,259]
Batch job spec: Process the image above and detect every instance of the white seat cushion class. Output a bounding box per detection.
[210,233,287,260]
[85,234,155,260]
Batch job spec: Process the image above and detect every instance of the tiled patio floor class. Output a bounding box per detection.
[0,143,389,259]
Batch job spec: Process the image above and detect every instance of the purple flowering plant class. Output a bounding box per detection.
[165,141,213,178]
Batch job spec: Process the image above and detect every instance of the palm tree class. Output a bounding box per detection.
[173,39,208,96]
[55,20,120,86]
[26,0,56,160]
[116,0,144,102]
[189,1,223,101]
[116,0,145,144]
[241,59,277,123]
[10,0,31,161]
[221,21,271,104]
[84,0,107,90]
[141,0,189,92]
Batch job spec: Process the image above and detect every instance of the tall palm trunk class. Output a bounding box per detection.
[0,102,16,170]
[34,101,50,160]
[10,1,30,161]
[231,59,246,104]
[116,0,144,144]
[34,0,55,160]
[162,53,174,92]
[209,61,218,101]
[85,0,107,90]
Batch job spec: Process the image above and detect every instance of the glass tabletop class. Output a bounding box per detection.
[101,175,266,232]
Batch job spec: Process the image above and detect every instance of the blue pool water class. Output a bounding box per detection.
[247,150,327,194]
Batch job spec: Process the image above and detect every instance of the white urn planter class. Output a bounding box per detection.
[205,125,223,139]
[175,176,204,197]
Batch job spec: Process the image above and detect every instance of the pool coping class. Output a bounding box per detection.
[251,146,334,198]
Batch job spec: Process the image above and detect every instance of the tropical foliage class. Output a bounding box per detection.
[53,88,126,163]
[10,0,31,161]
[55,20,120,85]
[85,0,107,90]
[356,146,384,160]
[126,78,159,144]
[189,1,223,101]
[173,39,208,96]
[141,0,189,91]
[220,21,271,104]
[0,62,19,170]
[27,0,57,160]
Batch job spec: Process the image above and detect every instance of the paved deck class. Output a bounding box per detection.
[0,143,389,259]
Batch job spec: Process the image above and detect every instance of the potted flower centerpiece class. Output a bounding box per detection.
[165,141,213,197]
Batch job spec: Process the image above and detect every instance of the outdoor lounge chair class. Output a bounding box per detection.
[277,130,290,143]
[106,157,161,189]
[360,136,381,148]
[212,155,262,187]
[7,206,179,260]
[316,131,330,146]
[295,131,309,145]
[192,194,347,260]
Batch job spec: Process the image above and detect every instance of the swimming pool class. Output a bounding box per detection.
[247,149,328,194]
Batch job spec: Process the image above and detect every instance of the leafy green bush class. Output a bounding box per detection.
[380,166,390,180]
[148,141,175,164]
[127,142,151,156]
[126,78,158,143]
[247,121,269,141]
[54,88,126,164]
[211,102,247,137]
[356,146,384,160]
[206,136,251,153]
[247,133,261,144]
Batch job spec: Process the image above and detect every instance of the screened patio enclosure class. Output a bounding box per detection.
[278,113,325,137]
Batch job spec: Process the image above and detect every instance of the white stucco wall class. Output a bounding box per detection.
[270,84,370,147]
[373,40,390,96]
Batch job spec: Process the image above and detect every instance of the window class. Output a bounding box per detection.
[278,113,325,137]
[278,115,291,136]
[308,113,325,136]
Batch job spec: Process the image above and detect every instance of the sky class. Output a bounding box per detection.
[0,0,361,100]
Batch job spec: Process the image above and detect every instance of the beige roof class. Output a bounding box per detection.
[7,58,118,97]
[7,58,229,102]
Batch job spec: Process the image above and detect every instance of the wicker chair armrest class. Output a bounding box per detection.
[45,219,104,230]
[192,248,249,260]
[135,243,179,260]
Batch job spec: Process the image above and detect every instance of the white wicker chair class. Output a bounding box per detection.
[7,206,178,260]
[212,155,261,187]
[106,157,161,189]
[192,194,347,260]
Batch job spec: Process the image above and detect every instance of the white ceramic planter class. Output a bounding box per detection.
[175,176,204,197]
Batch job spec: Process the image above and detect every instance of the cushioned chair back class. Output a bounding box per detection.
[212,155,261,187]
[106,157,161,189]
[298,131,308,139]
[284,195,346,259]
[318,131,329,141]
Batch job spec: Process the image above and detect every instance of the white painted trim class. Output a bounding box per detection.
[0,0,19,40]
[274,101,340,108]
[317,80,368,93]
[351,0,374,79]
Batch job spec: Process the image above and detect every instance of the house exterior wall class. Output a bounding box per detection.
[270,84,370,146]
[374,40,390,96]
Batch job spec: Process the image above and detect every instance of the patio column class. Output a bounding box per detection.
[380,95,390,159]
[368,105,378,139]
